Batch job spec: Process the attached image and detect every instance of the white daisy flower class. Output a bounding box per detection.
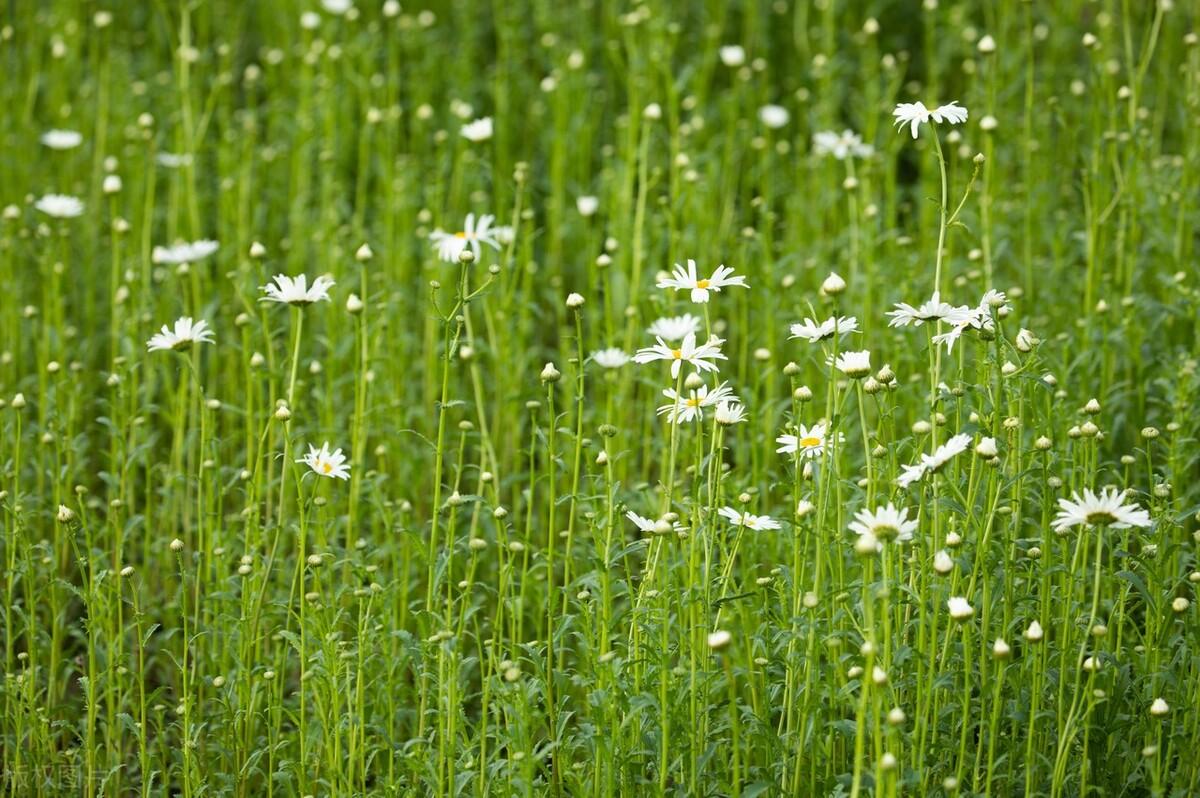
[717,506,782,531]
[633,332,727,379]
[758,104,790,129]
[886,292,974,328]
[849,503,918,544]
[259,274,335,305]
[714,401,748,426]
[947,596,975,620]
[156,152,194,169]
[892,101,968,139]
[625,510,684,536]
[146,317,215,352]
[647,314,702,341]
[718,45,746,67]
[461,116,493,142]
[776,422,834,459]
[896,433,972,488]
[812,129,873,160]
[429,213,502,263]
[592,348,631,369]
[321,0,353,14]
[152,239,220,265]
[35,194,84,218]
[657,259,748,303]
[1052,487,1152,532]
[657,381,738,424]
[41,129,83,150]
[576,195,600,217]
[297,442,351,480]
[831,350,872,378]
[789,315,859,343]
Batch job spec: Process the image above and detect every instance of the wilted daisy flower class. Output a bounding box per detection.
[789,315,859,343]
[849,503,918,544]
[776,422,834,459]
[461,117,493,142]
[759,104,790,129]
[260,274,335,305]
[1051,487,1152,532]
[717,506,781,531]
[714,401,747,425]
[298,442,350,480]
[831,350,872,378]
[152,239,220,264]
[41,129,83,150]
[658,381,738,424]
[812,129,873,160]
[896,433,972,487]
[592,348,630,369]
[429,213,502,263]
[35,194,84,218]
[892,101,968,139]
[647,314,702,341]
[146,317,215,352]
[657,259,748,303]
[634,332,727,378]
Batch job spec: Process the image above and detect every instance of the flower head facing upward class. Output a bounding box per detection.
[892,101,968,139]
[657,381,738,424]
[35,194,84,218]
[714,401,747,426]
[832,350,872,378]
[260,274,335,306]
[429,213,502,263]
[776,422,835,459]
[947,596,975,620]
[657,259,748,303]
[789,315,859,343]
[41,129,83,150]
[849,503,918,545]
[633,332,727,379]
[718,506,781,531]
[146,317,216,352]
[298,442,351,480]
[1052,487,1152,533]
[647,314,702,341]
[152,239,220,265]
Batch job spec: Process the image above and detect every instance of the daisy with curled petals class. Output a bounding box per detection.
[849,503,918,545]
[634,332,726,379]
[298,442,351,481]
[657,259,748,303]
[893,101,968,139]
[717,506,781,531]
[625,510,685,535]
[146,317,215,352]
[35,194,84,218]
[1051,487,1152,533]
[260,274,335,306]
[928,290,1008,353]
[812,129,873,160]
[591,348,631,369]
[429,213,502,263]
[657,381,737,424]
[776,422,834,459]
[896,433,972,488]
[152,239,220,265]
[830,350,872,378]
[789,315,859,343]
[460,117,493,142]
[647,314,702,341]
[714,401,747,426]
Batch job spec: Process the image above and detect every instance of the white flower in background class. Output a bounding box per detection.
[897,433,972,487]
[759,104,790,129]
[812,129,873,160]
[718,506,782,531]
[576,195,600,216]
[634,332,727,378]
[591,348,630,369]
[152,239,220,264]
[156,152,194,168]
[647,314,702,341]
[321,0,353,13]
[776,422,834,459]
[146,317,215,352]
[831,350,872,378]
[259,274,335,305]
[35,194,84,218]
[849,503,918,544]
[886,292,973,327]
[714,401,748,425]
[657,381,737,424]
[41,129,83,150]
[429,213,502,262]
[719,45,746,67]
[789,315,859,343]
[892,100,968,139]
[947,596,975,620]
[1051,487,1152,532]
[927,290,1008,352]
[298,442,351,480]
[657,259,748,303]
[301,11,322,29]
[625,511,683,535]
[461,117,493,142]
[492,224,515,245]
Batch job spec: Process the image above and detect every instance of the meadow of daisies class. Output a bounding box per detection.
[2,0,1199,795]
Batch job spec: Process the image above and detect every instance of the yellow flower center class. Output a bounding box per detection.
[799,436,822,448]
[671,349,683,359]
[455,231,468,239]
[696,279,710,289]
[321,461,333,474]
[686,397,700,407]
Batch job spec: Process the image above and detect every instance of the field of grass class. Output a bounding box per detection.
[1,0,1199,795]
